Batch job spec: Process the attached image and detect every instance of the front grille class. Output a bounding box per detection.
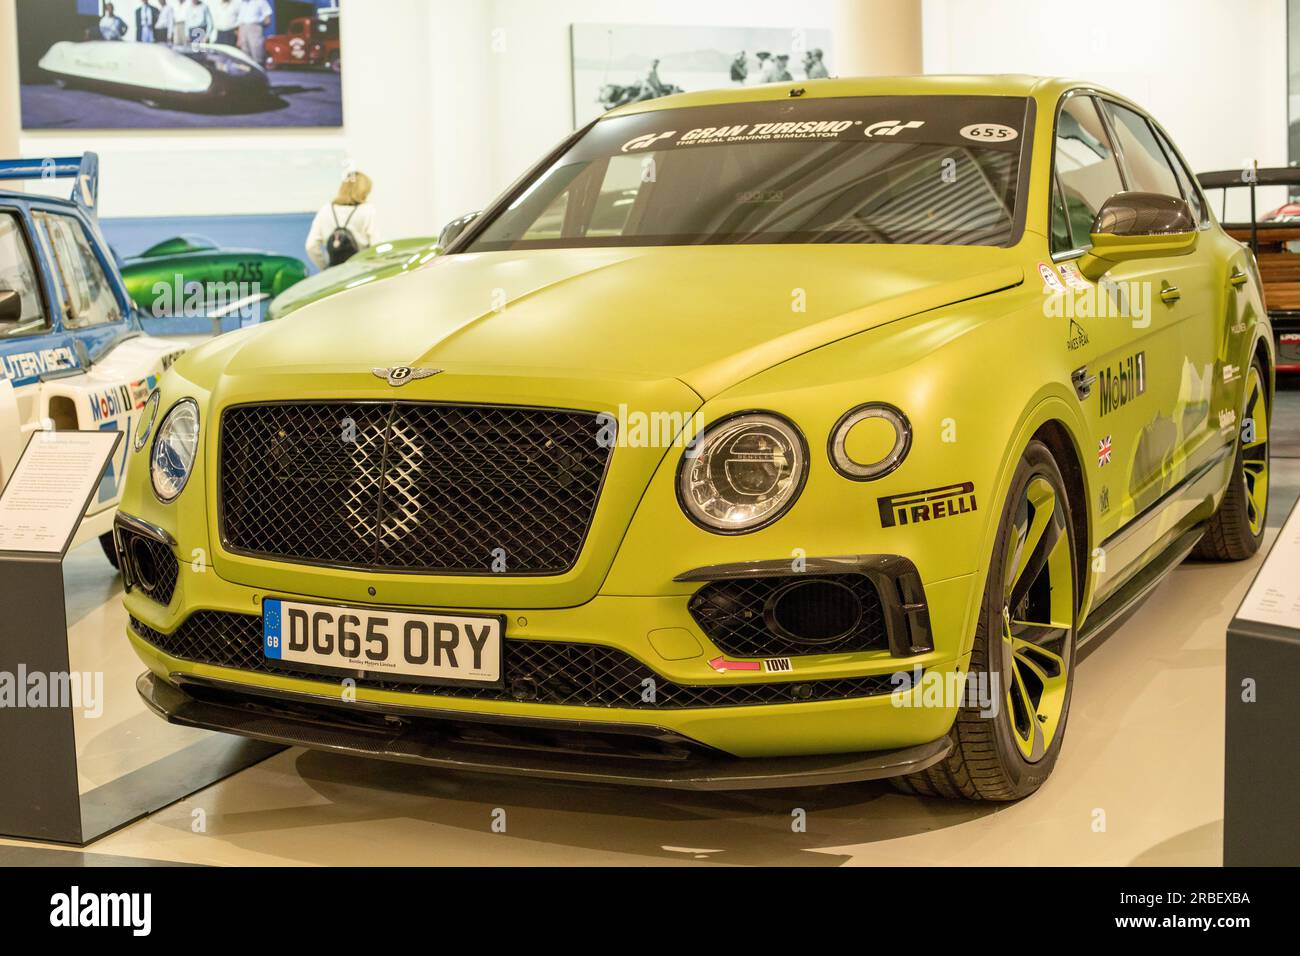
[219,402,611,574]
[131,613,896,708]
[688,574,888,658]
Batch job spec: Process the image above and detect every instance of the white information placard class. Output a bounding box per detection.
[0,431,121,555]
[1236,498,1300,627]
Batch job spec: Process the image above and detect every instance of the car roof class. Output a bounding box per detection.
[0,188,79,209]
[603,75,1112,118]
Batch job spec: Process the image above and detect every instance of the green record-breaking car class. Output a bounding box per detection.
[115,75,1273,799]
[119,235,308,318]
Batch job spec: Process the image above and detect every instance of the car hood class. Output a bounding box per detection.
[208,243,1022,400]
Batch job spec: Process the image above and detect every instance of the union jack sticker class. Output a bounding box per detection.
[1098,435,1113,467]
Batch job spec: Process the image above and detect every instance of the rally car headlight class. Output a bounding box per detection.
[134,390,160,452]
[150,399,200,502]
[677,413,807,533]
[828,403,911,480]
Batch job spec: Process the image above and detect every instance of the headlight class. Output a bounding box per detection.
[828,403,910,480]
[134,390,160,452]
[150,399,200,502]
[677,412,807,533]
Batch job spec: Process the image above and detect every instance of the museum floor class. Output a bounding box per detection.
[3,389,1298,867]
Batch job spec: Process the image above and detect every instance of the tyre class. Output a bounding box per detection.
[893,440,1078,801]
[99,531,120,571]
[1192,357,1270,561]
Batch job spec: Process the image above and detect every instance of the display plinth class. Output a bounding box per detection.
[1223,496,1300,866]
[0,431,281,845]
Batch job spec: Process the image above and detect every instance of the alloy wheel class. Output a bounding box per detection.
[1241,366,1270,537]
[999,475,1074,763]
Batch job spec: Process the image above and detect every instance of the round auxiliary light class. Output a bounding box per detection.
[828,403,911,480]
[150,399,200,502]
[677,412,808,534]
[134,390,161,452]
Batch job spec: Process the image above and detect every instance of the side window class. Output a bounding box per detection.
[1052,95,1125,253]
[1101,101,1181,197]
[33,212,122,330]
[0,212,49,338]
[1152,126,1208,225]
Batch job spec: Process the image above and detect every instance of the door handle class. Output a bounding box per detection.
[1229,269,1249,288]
[1160,283,1181,304]
[1071,366,1096,400]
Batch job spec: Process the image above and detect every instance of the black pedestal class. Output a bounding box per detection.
[0,550,283,845]
[1223,616,1300,866]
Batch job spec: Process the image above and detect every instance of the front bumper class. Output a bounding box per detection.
[137,670,953,790]
[119,512,975,764]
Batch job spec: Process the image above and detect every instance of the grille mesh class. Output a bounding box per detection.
[688,574,888,657]
[219,402,611,574]
[131,612,896,709]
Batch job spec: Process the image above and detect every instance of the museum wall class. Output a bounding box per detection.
[13,0,436,236]
[9,0,842,240]
[3,0,1291,242]
[923,0,1288,173]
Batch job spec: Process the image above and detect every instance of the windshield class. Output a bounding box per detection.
[467,95,1031,251]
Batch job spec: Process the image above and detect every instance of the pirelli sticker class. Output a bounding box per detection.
[878,482,978,528]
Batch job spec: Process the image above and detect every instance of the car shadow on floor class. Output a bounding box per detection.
[257,748,1001,866]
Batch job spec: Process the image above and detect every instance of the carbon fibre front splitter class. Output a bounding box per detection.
[137,671,953,791]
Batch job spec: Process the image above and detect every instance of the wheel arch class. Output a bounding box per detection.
[1031,418,1090,613]
[958,392,1095,651]
[1252,333,1275,416]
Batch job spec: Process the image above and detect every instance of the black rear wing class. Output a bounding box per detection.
[1197,166,1300,254]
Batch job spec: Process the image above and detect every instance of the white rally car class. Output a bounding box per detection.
[0,154,187,565]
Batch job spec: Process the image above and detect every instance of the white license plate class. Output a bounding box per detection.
[263,599,503,686]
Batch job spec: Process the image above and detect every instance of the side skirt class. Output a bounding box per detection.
[1077,521,1206,661]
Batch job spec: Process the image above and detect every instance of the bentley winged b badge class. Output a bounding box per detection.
[372,366,442,387]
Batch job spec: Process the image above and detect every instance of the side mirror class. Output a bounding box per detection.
[1077,192,1198,280]
[0,289,21,322]
[437,212,480,252]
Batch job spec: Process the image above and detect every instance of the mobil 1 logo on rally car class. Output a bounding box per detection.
[1099,351,1146,417]
[263,598,503,687]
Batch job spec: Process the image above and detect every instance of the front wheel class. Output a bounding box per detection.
[894,440,1078,800]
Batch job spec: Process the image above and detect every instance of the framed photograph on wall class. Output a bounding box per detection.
[570,22,834,127]
[14,0,343,129]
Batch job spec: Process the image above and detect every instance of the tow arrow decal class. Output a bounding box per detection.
[708,656,761,673]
